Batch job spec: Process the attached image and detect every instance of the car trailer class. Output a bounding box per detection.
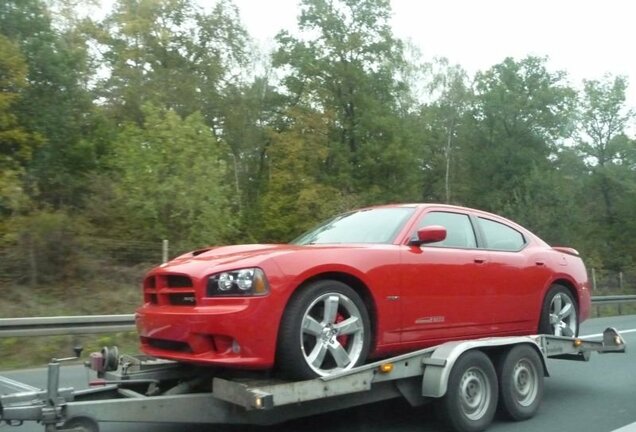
[0,329,626,432]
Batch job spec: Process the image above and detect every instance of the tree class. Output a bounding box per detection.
[0,34,40,217]
[575,75,636,269]
[92,0,249,126]
[98,105,236,251]
[460,57,576,221]
[273,0,419,202]
[259,107,348,242]
[421,58,472,203]
[0,0,97,208]
[577,75,634,221]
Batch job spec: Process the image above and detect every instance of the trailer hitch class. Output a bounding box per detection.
[0,347,97,432]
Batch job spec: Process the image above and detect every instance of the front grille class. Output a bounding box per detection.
[166,275,192,288]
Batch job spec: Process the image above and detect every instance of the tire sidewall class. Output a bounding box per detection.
[276,279,371,379]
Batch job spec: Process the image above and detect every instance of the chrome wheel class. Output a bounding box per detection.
[459,366,492,421]
[300,292,365,376]
[548,292,577,337]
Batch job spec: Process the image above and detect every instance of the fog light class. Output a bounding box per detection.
[573,339,583,348]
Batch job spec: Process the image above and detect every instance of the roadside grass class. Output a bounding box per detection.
[0,279,142,370]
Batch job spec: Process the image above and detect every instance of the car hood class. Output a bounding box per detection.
[151,243,377,277]
[175,244,301,265]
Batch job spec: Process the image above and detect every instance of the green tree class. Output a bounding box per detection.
[92,0,249,125]
[99,105,235,250]
[576,75,636,269]
[0,34,40,217]
[259,107,350,242]
[460,57,576,223]
[0,0,97,208]
[273,0,419,202]
[419,58,472,203]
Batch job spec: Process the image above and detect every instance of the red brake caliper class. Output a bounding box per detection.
[335,313,349,347]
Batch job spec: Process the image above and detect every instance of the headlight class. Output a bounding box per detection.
[207,268,269,297]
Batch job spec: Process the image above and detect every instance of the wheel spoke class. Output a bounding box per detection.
[552,294,562,314]
[334,316,362,336]
[323,295,339,324]
[307,343,328,368]
[554,324,562,336]
[558,302,573,319]
[302,315,323,337]
[328,340,351,368]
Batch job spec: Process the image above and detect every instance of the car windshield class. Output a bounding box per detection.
[291,207,415,245]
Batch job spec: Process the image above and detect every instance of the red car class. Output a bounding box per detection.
[135,204,590,379]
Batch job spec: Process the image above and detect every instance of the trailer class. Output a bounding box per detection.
[0,328,626,432]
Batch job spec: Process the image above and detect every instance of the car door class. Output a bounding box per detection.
[475,216,552,333]
[400,210,492,346]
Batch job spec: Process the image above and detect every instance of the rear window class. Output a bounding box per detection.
[478,217,525,251]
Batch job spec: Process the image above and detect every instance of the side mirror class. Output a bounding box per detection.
[409,225,447,246]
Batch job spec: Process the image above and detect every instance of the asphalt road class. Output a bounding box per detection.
[2,315,635,432]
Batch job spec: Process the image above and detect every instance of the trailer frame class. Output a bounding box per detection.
[0,328,626,432]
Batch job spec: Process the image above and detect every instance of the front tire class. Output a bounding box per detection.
[276,280,371,380]
[538,285,578,337]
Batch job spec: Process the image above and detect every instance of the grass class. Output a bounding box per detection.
[0,278,144,370]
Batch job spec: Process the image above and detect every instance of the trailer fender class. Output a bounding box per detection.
[421,337,547,398]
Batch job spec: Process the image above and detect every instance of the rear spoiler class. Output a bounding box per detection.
[552,246,580,256]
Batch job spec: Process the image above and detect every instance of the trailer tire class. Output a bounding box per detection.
[438,350,498,432]
[276,280,371,379]
[497,344,544,421]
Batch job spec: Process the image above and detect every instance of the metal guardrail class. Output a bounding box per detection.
[0,296,634,338]
[591,295,636,305]
[0,315,135,337]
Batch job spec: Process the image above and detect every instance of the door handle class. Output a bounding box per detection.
[535,261,545,266]
[474,257,486,264]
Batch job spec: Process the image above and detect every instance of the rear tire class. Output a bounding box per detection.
[276,280,371,380]
[497,345,544,421]
[538,285,578,337]
[438,350,498,432]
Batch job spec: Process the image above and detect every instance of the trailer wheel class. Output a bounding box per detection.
[438,350,498,432]
[60,416,99,432]
[277,280,370,379]
[497,345,544,421]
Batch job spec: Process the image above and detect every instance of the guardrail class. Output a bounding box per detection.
[0,296,634,338]
[0,315,135,337]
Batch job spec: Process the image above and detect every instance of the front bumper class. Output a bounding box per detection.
[135,298,279,368]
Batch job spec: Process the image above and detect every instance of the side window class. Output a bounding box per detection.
[478,217,525,251]
[417,212,477,249]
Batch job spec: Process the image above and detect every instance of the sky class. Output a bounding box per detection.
[232,0,636,108]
